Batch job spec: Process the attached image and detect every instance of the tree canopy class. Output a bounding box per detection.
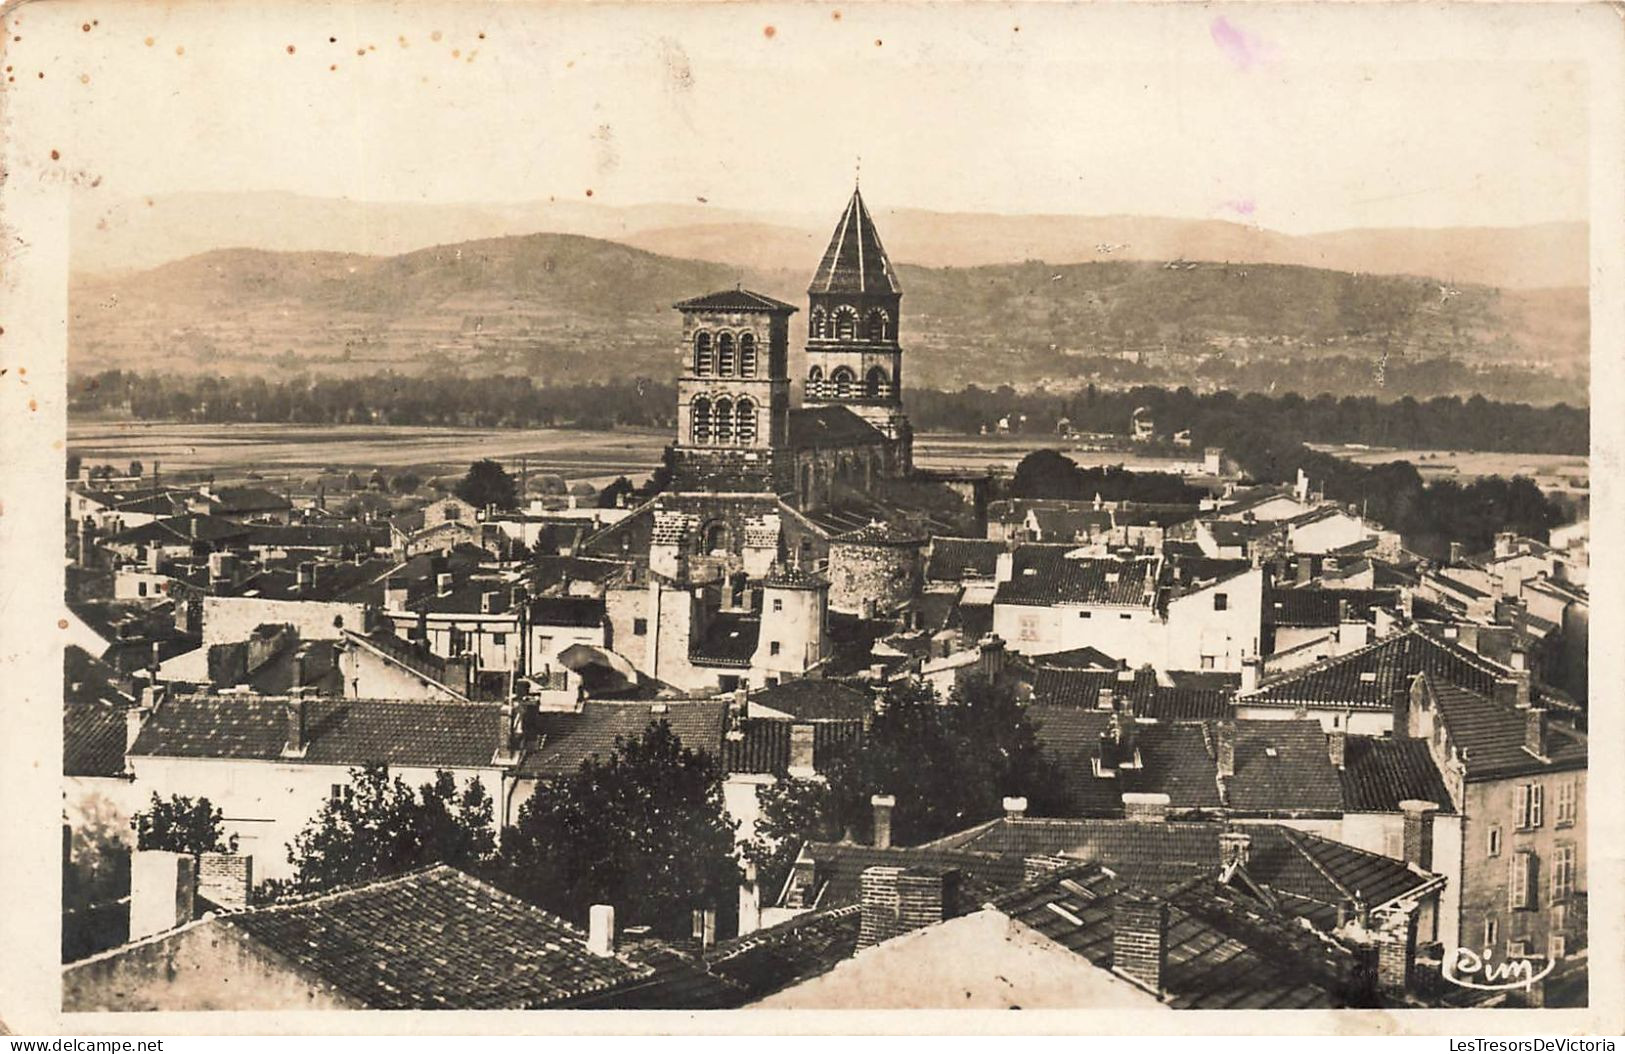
[132,792,237,855]
[497,720,738,936]
[454,458,520,511]
[283,764,497,896]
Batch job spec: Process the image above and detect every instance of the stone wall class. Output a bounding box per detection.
[827,539,924,615]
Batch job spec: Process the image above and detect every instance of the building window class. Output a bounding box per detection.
[714,397,734,444]
[1120,612,1132,620]
[1214,593,1229,611]
[772,598,783,613]
[1487,824,1503,858]
[137,581,148,596]
[1516,783,1545,829]
[443,503,461,521]
[491,633,506,646]
[865,308,890,342]
[1551,843,1577,901]
[1555,780,1578,827]
[808,364,824,397]
[694,331,713,374]
[833,306,858,341]
[1200,655,1215,670]
[739,333,757,377]
[1483,916,1499,947]
[810,308,828,339]
[770,641,781,656]
[831,366,855,399]
[1509,849,1536,910]
[703,522,729,555]
[633,617,648,636]
[717,332,736,376]
[735,398,757,445]
[865,365,888,399]
[691,396,712,444]
[1078,610,1091,619]
[1507,938,1532,959]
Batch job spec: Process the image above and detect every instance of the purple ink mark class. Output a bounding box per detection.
[1210,17,1269,70]
[1222,198,1257,217]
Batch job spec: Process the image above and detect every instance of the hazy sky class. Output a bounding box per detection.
[17,1,1593,233]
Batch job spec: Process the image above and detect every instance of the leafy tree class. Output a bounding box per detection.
[127,459,144,478]
[497,721,738,935]
[597,476,636,509]
[284,764,497,895]
[132,792,237,854]
[742,778,843,901]
[454,458,519,510]
[390,470,423,494]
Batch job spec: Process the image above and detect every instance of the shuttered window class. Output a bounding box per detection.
[1509,849,1536,910]
[1551,843,1577,902]
[1516,783,1544,829]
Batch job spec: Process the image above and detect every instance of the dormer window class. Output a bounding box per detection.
[1359,671,1377,683]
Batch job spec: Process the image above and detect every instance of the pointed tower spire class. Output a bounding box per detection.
[809,186,901,296]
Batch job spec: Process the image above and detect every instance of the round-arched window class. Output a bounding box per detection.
[693,331,713,374]
[717,333,736,376]
[691,396,712,443]
[832,366,856,399]
[739,333,757,377]
[865,309,890,342]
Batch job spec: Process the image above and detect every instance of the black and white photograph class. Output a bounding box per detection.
[2,0,1622,1035]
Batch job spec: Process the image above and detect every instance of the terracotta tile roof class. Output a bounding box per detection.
[786,406,889,450]
[796,842,1029,910]
[689,612,760,668]
[1114,504,1200,528]
[527,555,631,592]
[674,288,798,313]
[705,905,862,1003]
[1267,588,1399,627]
[1029,668,1233,723]
[518,701,729,778]
[204,486,291,515]
[1229,721,1344,813]
[1424,677,1587,781]
[809,187,901,296]
[749,680,873,722]
[64,705,129,779]
[106,514,252,547]
[991,863,1339,1009]
[995,548,1160,607]
[1241,627,1509,712]
[224,866,650,1008]
[1030,645,1119,669]
[832,519,926,546]
[1340,736,1456,813]
[129,694,502,769]
[721,719,863,776]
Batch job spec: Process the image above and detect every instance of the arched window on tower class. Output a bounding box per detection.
[808,365,824,399]
[736,397,757,444]
[691,396,712,444]
[810,308,828,339]
[714,397,734,444]
[833,306,858,341]
[694,332,713,374]
[832,366,855,399]
[739,333,757,377]
[703,521,730,555]
[865,365,889,399]
[717,333,736,376]
[865,309,890,342]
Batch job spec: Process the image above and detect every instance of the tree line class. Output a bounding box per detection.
[69,370,1586,457]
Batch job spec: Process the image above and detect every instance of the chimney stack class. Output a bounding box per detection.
[384,576,409,610]
[1399,800,1439,870]
[1327,728,1347,770]
[1219,830,1252,871]
[282,696,308,757]
[1448,541,1464,565]
[871,793,896,850]
[1112,893,1169,994]
[788,723,816,778]
[1524,707,1549,758]
[1215,721,1237,779]
[129,851,198,940]
[1003,796,1028,820]
[197,853,254,911]
[437,572,454,597]
[858,866,958,948]
[587,904,615,957]
[1239,657,1260,695]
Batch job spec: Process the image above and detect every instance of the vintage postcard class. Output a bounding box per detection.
[1,0,1622,1037]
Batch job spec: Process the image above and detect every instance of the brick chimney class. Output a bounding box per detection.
[858,866,959,948]
[587,904,615,957]
[282,696,308,758]
[129,851,197,940]
[1399,800,1439,870]
[1524,707,1549,758]
[1215,721,1237,779]
[1327,728,1347,770]
[1003,796,1028,820]
[1112,893,1169,994]
[197,853,254,911]
[1122,792,1170,823]
[871,794,896,850]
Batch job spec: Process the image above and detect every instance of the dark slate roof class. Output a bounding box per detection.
[130,694,502,769]
[1424,678,1587,781]
[786,406,889,449]
[674,288,797,314]
[529,595,605,629]
[995,548,1160,607]
[106,514,251,547]
[809,186,901,295]
[721,719,863,776]
[1028,669,1233,723]
[1340,736,1456,814]
[1229,721,1344,813]
[64,705,129,779]
[65,644,133,709]
[224,866,649,1008]
[1267,588,1399,627]
[925,537,1004,582]
[223,558,397,604]
[1031,645,1119,669]
[1114,504,1201,529]
[243,524,390,550]
[748,680,873,722]
[689,613,761,668]
[798,842,1029,910]
[1242,627,1510,712]
[991,863,1339,1009]
[205,486,291,514]
[518,702,729,778]
[528,555,631,593]
[705,905,862,1003]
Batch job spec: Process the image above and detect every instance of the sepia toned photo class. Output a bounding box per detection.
[3,0,1622,1036]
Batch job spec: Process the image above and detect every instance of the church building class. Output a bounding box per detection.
[582,187,930,692]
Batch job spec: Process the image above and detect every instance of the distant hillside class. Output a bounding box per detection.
[74,190,1586,292]
[70,231,1588,402]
